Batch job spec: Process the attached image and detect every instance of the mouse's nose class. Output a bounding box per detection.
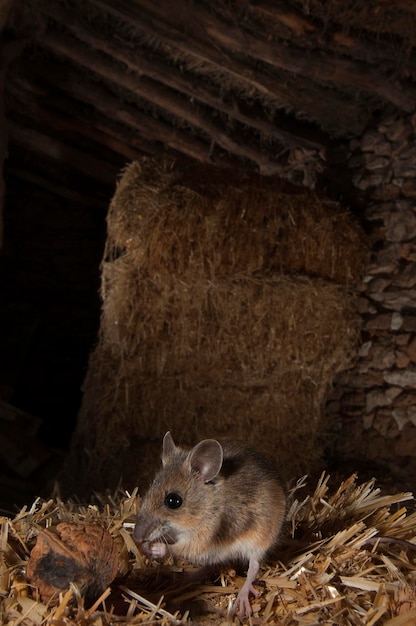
[133,514,157,543]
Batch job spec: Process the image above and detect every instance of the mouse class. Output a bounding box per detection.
[133,431,286,617]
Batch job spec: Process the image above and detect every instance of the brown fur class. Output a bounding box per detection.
[134,433,286,568]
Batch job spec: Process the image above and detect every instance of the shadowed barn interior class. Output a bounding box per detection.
[1,2,416,624]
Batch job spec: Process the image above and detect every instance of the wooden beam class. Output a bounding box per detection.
[248,1,416,76]
[39,1,325,151]
[6,167,110,209]
[7,80,146,163]
[40,29,301,175]
[9,73,161,160]
[35,31,322,175]
[90,0,370,135]
[8,123,120,184]
[137,0,416,111]
[18,56,238,169]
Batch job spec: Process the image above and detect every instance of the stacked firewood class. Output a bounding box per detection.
[328,113,416,485]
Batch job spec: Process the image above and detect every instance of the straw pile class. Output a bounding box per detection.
[1,474,416,625]
[66,158,368,493]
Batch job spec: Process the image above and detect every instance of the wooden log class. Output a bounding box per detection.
[9,73,162,161]
[40,28,302,175]
[7,84,145,163]
[8,123,119,184]
[90,0,370,135]
[97,0,416,111]
[39,1,325,152]
[21,56,236,168]
[249,1,416,76]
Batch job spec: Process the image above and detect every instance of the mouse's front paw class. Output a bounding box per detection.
[142,541,168,559]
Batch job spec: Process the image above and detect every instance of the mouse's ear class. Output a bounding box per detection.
[188,439,223,482]
[162,431,177,464]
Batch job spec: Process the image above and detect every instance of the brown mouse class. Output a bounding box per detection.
[133,431,286,617]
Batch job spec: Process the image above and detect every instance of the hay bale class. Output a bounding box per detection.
[65,158,368,494]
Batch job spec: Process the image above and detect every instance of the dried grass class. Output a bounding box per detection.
[1,474,416,625]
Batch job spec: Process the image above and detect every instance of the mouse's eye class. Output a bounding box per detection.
[164,492,183,509]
